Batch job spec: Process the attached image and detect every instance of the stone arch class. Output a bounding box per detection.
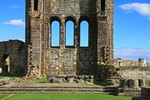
[79,16,90,47]
[50,17,61,47]
[65,16,76,24]
[65,16,76,47]
[1,54,11,74]
[50,16,61,25]
[79,16,90,25]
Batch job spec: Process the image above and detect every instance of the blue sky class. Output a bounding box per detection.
[0,0,150,62]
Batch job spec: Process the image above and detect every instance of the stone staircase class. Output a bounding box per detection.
[0,85,117,94]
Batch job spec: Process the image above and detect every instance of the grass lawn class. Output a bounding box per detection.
[0,94,9,99]
[145,84,150,87]
[2,94,132,100]
[0,73,24,80]
[35,77,47,83]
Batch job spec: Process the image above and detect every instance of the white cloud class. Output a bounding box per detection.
[119,2,150,19]
[4,19,25,27]
[115,48,150,62]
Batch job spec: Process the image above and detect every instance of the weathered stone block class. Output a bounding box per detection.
[141,87,150,96]
[128,79,138,88]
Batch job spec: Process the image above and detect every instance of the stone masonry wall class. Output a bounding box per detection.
[113,58,150,67]
[49,47,94,76]
[114,58,150,83]
[26,0,114,77]
[0,40,26,74]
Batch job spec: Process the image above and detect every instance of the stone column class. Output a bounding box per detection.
[74,22,79,75]
[96,0,114,65]
[58,17,65,75]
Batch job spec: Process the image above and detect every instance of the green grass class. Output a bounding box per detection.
[0,73,24,80]
[35,77,47,83]
[3,94,132,100]
[0,94,9,100]
[145,84,150,87]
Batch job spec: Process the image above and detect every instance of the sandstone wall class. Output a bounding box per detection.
[0,40,26,74]
[114,59,138,67]
[113,59,150,67]
[113,59,150,83]
[26,0,114,76]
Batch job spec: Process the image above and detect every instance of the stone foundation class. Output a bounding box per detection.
[119,79,145,88]
[47,75,94,84]
[118,79,145,96]
[96,65,120,85]
[132,87,150,100]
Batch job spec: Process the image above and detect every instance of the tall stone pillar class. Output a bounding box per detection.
[96,0,114,65]
[74,22,80,75]
[58,18,65,75]
[26,0,44,77]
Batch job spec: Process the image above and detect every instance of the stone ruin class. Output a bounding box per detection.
[0,0,150,98]
[0,0,149,87]
[114,58,150,86]
[133,87,150,100]
[0,0,116,85]
[0,0,149,85]
[114,58,149,67]
[0,40,26,75]
[25,0,115,84]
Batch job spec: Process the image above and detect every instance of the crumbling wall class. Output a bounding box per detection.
[0,40,26,74]
[114,58,150,67]
[26,0,114,77]
[114,59,138,67]
[113,58,150,84]
[120,66,150,84]
[133,87,150,100]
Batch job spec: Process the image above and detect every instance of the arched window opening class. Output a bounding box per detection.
[80,20,89,47]
[66,21,74,46]
[1,54,10,73]
[51,20,60,47]
[34,0,38,11]
[101,0,106,11]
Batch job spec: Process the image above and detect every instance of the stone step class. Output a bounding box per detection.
[0,86,117,94]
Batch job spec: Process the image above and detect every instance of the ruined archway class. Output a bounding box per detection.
[1,54,10,74]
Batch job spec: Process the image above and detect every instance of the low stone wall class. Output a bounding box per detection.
[117,79,145,96]
[120,66,150,84]
[47,75,94,84]
[119,79,145,88]
[114,58,150,67]
[132,87,150,100]
[0,77,10,86]
[141,87,150,97]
